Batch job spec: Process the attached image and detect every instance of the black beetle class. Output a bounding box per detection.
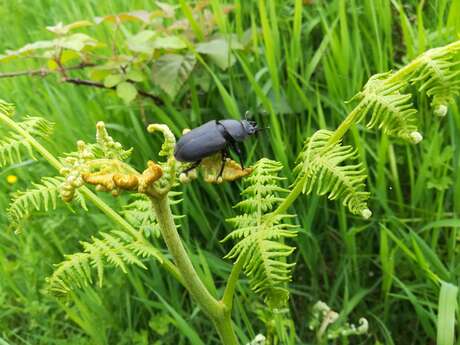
[174,118,260,176]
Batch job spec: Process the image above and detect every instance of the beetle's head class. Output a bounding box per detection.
[241,119,258,135]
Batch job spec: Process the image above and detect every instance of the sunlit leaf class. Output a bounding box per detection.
[116,82,138,104]
[46,20,93,35]
[94,11,152,25]
[196,37,243,69]
[153,36,187,50]
[58,33,100,52]
[156,2,177,18]
[152,54,195,98]
[104,74,123,88]
[127,30,157,54]
[126,69,145,82]
[89,68,111,81]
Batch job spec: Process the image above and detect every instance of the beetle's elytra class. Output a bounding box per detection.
[174,119,259,177]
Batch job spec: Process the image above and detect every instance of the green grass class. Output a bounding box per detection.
[0,0,459,344]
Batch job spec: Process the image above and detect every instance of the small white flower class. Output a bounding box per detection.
[410,131,423,144]
[434,104,448,117]
[361,208,372,219]
[246,334,266,345]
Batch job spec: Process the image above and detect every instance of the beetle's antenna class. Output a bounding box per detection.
[244,110,252,120]
[256,126,270,133]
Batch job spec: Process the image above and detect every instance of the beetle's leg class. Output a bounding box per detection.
[217,150,228,180]
[182,160,201,174]
[230,141,244,169]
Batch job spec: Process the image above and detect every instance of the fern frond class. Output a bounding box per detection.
[47,231,162,295]
[122,192,182,236]
[7,176,86,228]
[352,72,419,143]
[411,45,460,114]
[294,130,371,218]
[223,158,297,308]
[0,116,54,167]
[122,196,160,237]
[0,99,15,117]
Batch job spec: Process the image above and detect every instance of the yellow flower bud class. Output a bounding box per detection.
[6,175,18,184]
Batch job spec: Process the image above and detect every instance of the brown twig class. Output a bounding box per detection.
[63,77,163,104]
[0,63,163,105]
[0,63,95,78]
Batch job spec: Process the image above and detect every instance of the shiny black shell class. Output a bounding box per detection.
[174,120,228,162]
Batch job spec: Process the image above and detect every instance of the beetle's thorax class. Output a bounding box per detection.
[217,119,249,142]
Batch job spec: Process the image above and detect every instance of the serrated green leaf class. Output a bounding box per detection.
[89,68,111,81]
[104,74,123,88]
[116,82,138,104]
[153,36,187,50]
[126,69,145,82]
[59,33,99,52]
[196,38,243,70]
[46,20,93,35]
[127,30,157,54]
[152,54,195,98]
[95,11,152,25]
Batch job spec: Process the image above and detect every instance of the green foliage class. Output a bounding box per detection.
[294,130,371,218]
[0,4,246,102]
[412,44,460,112]
[7,176,86,229]
[47,230,162,295]
[351,73,420,143]
[223,158,297,308]
[0,115,54,167]
[0,1,460,345]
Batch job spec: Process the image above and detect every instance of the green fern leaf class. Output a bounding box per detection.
[411,45,460,115]
[0,116,54,167]
[0,99,16,117]
[294,130,371,218]
[47,231,162,295]
[7,176,86,229]
[352,72,420,143]
[223,158,297,308]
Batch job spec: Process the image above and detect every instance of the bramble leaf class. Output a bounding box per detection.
[117,82,138,104]
[152,54,195,98]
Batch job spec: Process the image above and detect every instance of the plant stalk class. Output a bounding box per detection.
[151,195,239,344]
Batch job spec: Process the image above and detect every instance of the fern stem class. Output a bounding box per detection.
[151,196,223,317]
[214,313,239,345]
[0,112,183,285]
[151,195,239,344]
[222,252,246,309]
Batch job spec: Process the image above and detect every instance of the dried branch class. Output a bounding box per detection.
[0,63,163,105]
[0,63,95,78]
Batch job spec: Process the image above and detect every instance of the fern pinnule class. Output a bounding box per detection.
[47,230,162,295]
[0,99,15,117]
[224,158,298,308]
[0,116,54,167]
[410,45,460,115]
[294,130,371,218]
[351,73,420,143]
[7,176,86,229]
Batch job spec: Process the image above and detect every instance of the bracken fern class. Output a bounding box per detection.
[47,230,162,295]
[7,176,86,229]
[223,158,298,308]
[293,130,371,218]
[0,116,54,166]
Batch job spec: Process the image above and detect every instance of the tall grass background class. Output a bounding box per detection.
[0,0,459,344]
